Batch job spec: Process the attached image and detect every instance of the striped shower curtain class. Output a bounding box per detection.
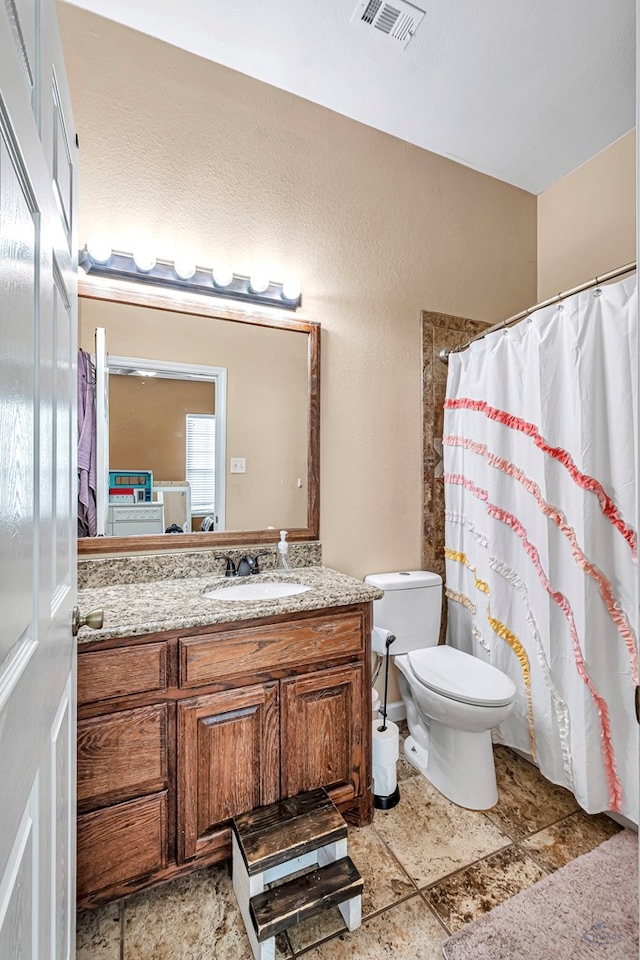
[443,274,638,824]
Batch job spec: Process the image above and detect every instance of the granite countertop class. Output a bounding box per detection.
[76,566,383,643]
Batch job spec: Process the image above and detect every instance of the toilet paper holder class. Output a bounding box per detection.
[377,630,396,732]
[372,629,401,810]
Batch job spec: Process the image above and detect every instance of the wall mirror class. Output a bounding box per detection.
[78,274,319,555]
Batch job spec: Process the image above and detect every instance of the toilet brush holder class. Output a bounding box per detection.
[373,631,400,810]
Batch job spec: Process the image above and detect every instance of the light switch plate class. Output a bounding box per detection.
[230,457,246,474]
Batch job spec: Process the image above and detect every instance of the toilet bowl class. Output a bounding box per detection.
[395,647,515,809]
[365,571,516,810]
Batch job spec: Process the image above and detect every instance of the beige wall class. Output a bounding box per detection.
[79,297,309,531]
[108,376,213,481]
[538,130,636,300]
[60,4,537,577]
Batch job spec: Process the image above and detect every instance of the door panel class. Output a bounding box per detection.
[281,664,364,800]
[0,0,77,955]
[52,71,72,245]
[53,264,73,593]
[5,0,38,117]
[177,684,280,861]
[0,106,37,672]
[51,683,73,960]
[0,781,38,957]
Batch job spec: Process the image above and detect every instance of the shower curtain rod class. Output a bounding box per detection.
[439,260,637,363]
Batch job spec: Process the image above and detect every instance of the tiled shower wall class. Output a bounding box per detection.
[421,311,487,641]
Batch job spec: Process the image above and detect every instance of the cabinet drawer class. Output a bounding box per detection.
[77,793,167,900]
[78,641,168,706]
[179,612,363,689]
[78,704,168,810]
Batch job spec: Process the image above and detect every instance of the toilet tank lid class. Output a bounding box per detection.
[365,571,442,591]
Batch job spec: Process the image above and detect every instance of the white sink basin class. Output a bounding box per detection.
[203,581,311,602]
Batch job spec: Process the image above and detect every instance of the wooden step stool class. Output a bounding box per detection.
[232,788,363,960]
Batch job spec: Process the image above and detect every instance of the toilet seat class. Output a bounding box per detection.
[407,646,516,707]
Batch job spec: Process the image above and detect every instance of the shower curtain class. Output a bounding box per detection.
[443,274,638,824]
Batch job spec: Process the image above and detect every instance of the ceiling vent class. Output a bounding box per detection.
[351,0,426,49]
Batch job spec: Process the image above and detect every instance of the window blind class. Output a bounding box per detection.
[185,414,216,515]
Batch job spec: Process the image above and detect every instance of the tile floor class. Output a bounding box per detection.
[77,730,623,960]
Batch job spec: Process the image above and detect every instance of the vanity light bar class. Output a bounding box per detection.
[78,248,303,311]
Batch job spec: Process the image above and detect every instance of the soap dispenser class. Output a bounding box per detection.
[277,530,291,570]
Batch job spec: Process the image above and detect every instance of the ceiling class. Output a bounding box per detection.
[63,0,636,194]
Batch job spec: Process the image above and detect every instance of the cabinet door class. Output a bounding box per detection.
[177,683,279,861]
[281,664,364,801]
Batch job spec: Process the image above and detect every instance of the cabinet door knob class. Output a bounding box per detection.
[72,606,104,637]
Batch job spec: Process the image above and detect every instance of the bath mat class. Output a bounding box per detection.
[442,830,638,960]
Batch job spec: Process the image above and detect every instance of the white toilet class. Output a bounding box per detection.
[365,571,516,810]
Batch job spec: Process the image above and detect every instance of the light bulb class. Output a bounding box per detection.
[86,238,112,264]
[249,273,270,294]
[212,263,233,288]
[174,259,196,281]
[133,250,156,273]
[281,279,301,302]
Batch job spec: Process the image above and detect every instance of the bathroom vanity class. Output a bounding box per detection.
[76,566,381,909]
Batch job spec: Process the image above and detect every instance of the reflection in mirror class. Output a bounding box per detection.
[77,276,320,555]
[103,356,227,535]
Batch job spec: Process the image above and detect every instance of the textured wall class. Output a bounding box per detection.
[59,3,537,577]
[538,131,636,300]
[108,376,213,482]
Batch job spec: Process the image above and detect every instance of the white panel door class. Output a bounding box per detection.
[0,0,78,957]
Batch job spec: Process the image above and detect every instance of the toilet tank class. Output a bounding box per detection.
[365,571,442,655]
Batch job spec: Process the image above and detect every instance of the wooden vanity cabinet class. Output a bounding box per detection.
[76,603,373,909]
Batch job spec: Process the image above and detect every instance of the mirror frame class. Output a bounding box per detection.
[77,273,320,555]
